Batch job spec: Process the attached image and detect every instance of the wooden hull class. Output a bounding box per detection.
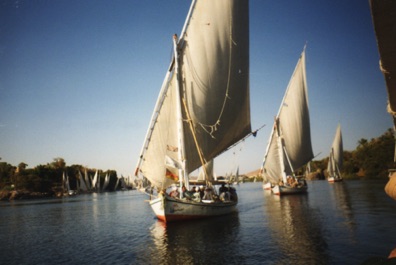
[149,195,237,222]
[272,185,308,195]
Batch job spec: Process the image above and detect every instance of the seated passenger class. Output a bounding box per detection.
[219,191,231,201]
[169,186,179,198]
[229,186,238,202]
[219,183,233,202]
[203,187,215,201]
[192,188,201,202]
[219,183,228,194]
[199,185,205,198]
[182,185,195,200]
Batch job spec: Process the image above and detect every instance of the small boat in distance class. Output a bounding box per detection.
[327,124,343,183]
[260,48,314,195]
[135,0,251,222]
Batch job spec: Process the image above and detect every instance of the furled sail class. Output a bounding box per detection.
[136,0,250,190]
[262,50,313,183]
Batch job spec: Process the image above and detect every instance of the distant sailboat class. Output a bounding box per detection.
[62,171,72,196]
[370,0,396,200]
[92,170,98,191]
[78,170,88,192]
[327,124,343,183]
[260,48,313,195]
[84,169,92,190]
[114,177,120,191]
[62,171,66,194]
[102,173,110,191]
[119,176,128,190]
[135,0,251,222]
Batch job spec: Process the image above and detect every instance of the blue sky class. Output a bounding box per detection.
[0,0,391,176]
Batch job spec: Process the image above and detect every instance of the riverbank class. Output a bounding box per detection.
[0,189,55,201]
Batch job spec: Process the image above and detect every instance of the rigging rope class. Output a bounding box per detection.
[183,10,235,139]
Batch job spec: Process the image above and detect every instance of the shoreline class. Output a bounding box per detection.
[0,189,55,201]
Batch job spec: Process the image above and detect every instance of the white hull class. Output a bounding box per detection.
[262,182,272,190]
[150,195,237,222]
[328,176,343,183]
[272,185,308,196]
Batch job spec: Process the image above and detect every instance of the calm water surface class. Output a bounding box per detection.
[1,180,396,264]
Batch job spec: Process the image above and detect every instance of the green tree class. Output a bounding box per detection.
[0,162,15,189]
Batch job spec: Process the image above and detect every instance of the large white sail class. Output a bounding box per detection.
[136,0,250,190]
[262,50,314,184]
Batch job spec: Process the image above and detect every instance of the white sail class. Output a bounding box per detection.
[78,170,88,192]
[114,177,120,191]
[66,173,71,192]
[328,124,343,180]
[235,166,239,182]
[84,169,91,190]
[197,160,214,183]
[62,172,65,191]
[98,173,101,191]
[92,170,98,189]
[261,49,314,184]
[135,0,250,190]
[102,173,110,191]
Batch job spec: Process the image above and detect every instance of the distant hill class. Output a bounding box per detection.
[244,169,260,178]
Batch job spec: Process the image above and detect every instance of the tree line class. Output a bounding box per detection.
[0,157,118,193]
[309,128,396,179]
[1,128,395,194]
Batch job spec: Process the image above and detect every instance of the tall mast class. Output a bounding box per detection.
[275,118,287,184]
[173,34,189,194]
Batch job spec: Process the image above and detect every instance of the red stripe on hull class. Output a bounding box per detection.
[156,214,213,222]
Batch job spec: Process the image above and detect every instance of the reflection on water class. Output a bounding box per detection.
[263,191,329,264]
[149,213,241,264]
[1,182,396,265]
[330,182,356,236]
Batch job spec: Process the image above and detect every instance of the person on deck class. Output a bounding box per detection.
[219,183,227,194]
[192,187,201,202]
[203,187,215,201]
[182,185,195,200]
[219,184,230,201]
[199,186,205,198]
[169,186,179,198]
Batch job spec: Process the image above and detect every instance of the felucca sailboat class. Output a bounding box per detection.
[260,48,313,195]
[135,0,251,222]
[327,124,343,183]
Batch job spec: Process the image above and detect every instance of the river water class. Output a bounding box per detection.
[1,180,396,265]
